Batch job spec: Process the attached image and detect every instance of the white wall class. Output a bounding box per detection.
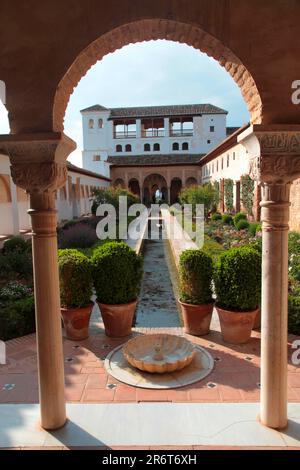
[81,110,227,176]
[201,143,249,184]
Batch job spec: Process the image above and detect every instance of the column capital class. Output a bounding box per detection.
[238,124,300,184]
[0,132,76,193]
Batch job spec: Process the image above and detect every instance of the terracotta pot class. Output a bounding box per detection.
[216,306,258,344]
[97,299,138,337]
[253,308,261,330]
[61,303,93,341]
[178,299,214,335]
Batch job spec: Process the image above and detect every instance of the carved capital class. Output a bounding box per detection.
[238,125,300,184]
[0,132,76,193]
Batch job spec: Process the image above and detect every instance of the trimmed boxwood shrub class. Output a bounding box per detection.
[91,241,143,305]
[0,295,35,341]
[214,246,261,311]
[179,249,213,305]
[236,219,250,231]
[211,212,222,221]
[233,212,247,227]
[221,214,233,225]
[58,249,93,308]
[288,295,300,335]
[289,231,300,255]
[2,236,28,254]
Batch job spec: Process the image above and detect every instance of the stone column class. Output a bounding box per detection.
[167,186,171,204]
[0,133,76,430]
[238,125,300,429]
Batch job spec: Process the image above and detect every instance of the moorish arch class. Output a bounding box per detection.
[113,178,125,188]
[143,173,168,204]
[128,178,140,197]
[170,177,182,204]
[52,18,263,133]
[186,176,198,187]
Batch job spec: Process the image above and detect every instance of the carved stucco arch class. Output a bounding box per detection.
[53,19,262,132]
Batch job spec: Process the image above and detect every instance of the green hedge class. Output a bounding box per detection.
[91,241,143,305]
[179,249,213,304]
[233,212,247,227]
[221,214,233,225]
[0,296,35,341]
[288,295,300,335]
[58,249,93,308]
[211,212,222,221]
[214,246,261,311]
[236,219,250,231]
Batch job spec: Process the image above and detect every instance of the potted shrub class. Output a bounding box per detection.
[178,249,214,335]
[214,246,261,344]
[91,241,143,337]
[58,249,94,340]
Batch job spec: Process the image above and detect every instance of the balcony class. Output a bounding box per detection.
[114,131,136,139]
[169,129,193,137]
[141,129,165,138]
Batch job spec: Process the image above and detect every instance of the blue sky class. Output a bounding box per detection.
[0,40,249,166]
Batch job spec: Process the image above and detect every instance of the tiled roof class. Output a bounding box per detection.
[107,154,203,167]
[80,105,109,112]
[226,126,240,136]
[81,103,228,118]
[67,161,111,181]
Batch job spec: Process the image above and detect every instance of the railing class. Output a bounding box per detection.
[170,129,194,137]
[114,131,136,139]
[141,129,165,138]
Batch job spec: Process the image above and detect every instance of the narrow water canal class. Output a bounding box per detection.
[135,217,182,328]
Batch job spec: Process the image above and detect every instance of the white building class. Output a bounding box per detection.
[81,104,228,177]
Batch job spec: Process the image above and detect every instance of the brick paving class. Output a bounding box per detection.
[1,327,299,405]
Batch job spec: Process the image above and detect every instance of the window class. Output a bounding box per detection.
[144,143,150,151]
[182,142,189,151]
[170,117,193,136]
[93,155,101,161]
[210,126,215,132]
[216,160,219,171]
[221,158,224,170]
[125,144,132,152]
[153,143,160,151]
[88,119,94,129]
[233,151,236,160]
[212,163,214,173]
[141,118,164,137]
[116,144,122,152]
[207,140,211,144]
[113,119,136,138]
[98,118,103,129]
[172,142,179,151]
[227,154,230,167]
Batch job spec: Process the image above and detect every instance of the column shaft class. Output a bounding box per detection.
[29,192,66,430]
[260,182,290,429]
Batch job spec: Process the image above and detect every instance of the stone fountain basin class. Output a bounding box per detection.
[123,334,196,373]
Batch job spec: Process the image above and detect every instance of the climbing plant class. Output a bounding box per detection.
[213,180,220,210]
[224,179,234,213]
[241,174,255,216]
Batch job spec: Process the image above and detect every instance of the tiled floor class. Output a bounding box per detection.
[1,326,300,404]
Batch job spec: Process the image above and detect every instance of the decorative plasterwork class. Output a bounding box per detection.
[0,132,75,193]
[238,126,300,184]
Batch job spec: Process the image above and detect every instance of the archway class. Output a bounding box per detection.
[170,177,182,204]
[186,177,198,187]
[113,178,125,188]
[53,19,262,133]
[143,173,168,205]
[128,178,140,198]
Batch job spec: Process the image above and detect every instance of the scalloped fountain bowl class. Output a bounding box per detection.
[123,334,196,374]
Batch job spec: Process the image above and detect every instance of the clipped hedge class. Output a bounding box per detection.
[179,249,213,305]
[0,296,35,341]
[214,246,261,311]
[58,249,93,308]
[288,295,300,335]
[2,236,29,254]
[221,214,233,225]
[234,212,247,227]
[236,219,250,231]
[91,241,143,305]
[211,212,222,221]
